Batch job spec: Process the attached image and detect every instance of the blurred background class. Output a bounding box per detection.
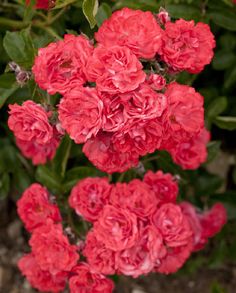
[0,0,236,292]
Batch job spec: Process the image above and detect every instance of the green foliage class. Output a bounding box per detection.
[3,29,35,69]
[82,0,99,28]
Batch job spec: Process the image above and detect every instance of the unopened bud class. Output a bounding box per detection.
[157,8,170,26]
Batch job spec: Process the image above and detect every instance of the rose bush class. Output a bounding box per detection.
[0,0,236,292]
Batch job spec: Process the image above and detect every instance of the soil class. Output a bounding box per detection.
[1,198,236,293]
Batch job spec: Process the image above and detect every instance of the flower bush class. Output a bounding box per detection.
[0,0,236,292]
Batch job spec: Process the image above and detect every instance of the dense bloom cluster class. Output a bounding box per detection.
[9,7,215,173]
[69,172,226,277]
[18,183,114,292]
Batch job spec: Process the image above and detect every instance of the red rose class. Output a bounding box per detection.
[164,82,204,137]
[86,45,146,94]
[143,170,178,204]
[102,93,128,132]
[112,118,163,156]
[160,19,215,73]
[181,202,226,251]
[169,127,210,170]
[95,8,163,59]
[8,101,53,145]
[17,183,61,232]
[16,129,60,165]
[33,34,93,95]
[18,253,67,292]
[69,177,111,222]
[116,225,166,277]
[155,242,193,274]
[199,203,227,239]
[93,205,138,251]
[69,263,114,293]
[83,131,139,174]
[83,231,116,275]
[29,221,79,274]
[122,84,167,120]
[58,86,103,144]
[152,203,192,247]
[110,180,158,219]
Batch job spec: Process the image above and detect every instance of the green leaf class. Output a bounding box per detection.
[214,116,236,130]
[63,166,98,193]
[3,29,35,68]
[95,3,112,27]
[209,11,236,31]
[206,97,228,123]
[0,173,10,199]
[0,73,19,108]
[82,0,99,28]
[224,65,236,89]
[219,33,236,52]
[36,165,63,194]
[212,51,236,70]
[206,141,221,164]
[54,0,78,9]
[53,135,71,179]
[166,4,201,21]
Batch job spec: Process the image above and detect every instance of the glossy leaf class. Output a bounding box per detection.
[3,29,35,68]
[82,0,99,28]
[209,11,236,31]
[95,3,112,27]
[35,165,63,194]
[0,73,19,108]
[63,166,98,193]
[214,116,236,130]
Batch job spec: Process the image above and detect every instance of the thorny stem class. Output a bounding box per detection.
[142,155,160,164]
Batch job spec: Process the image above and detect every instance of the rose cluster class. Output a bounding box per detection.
[69,171,226,277]
[8,8,215,173]
[17,183,114,292]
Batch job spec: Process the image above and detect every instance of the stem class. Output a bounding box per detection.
[142,155,159,164]
[33,22,62,40]
[47,8,67,25]
[0,17,29,29]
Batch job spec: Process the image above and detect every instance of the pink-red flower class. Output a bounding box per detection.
[17,183,61,232]
[110,180,158,219]
[33,34,93,95]
[58,86,103,144]
[82,131,139,174]
[86,45,146,94]
[169,127,210,170]
[143,170,178,204]
[152,203,192,247]
[16,131,60,165]
[83,231,116,275]
[164,82,204,138]
[18,253,67,292]
[69,263,114,293]
[181,202,227,251]
[116,225,166,277]
[69,177,111,222]
[95,8,163,59]
[160,19,215,73]
[29,221,79,274]
[8,101,53,145]
[155,242,193,274]
[93,205,138,251]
